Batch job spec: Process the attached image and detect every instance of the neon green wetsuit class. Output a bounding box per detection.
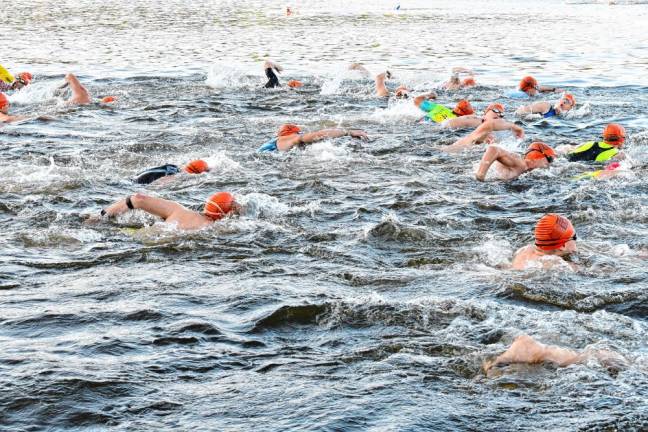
[567,141,619,162]
[419,100,456,123]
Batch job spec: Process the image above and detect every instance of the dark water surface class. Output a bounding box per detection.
[1,0,647,430]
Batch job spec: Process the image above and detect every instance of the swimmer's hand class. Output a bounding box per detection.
[511,125,524,139]
[347,129,369,140]
[263,60,283,73]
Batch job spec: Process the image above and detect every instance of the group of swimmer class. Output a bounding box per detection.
[0,60,636,373]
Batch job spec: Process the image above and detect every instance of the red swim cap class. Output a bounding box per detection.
[519,76,538,92]
[100,96,117,103]
[0,93,9,111]
[602,123,626,146]
[204,192,236,220]
[485,103,505,115]
[184,159,209,174]
[462,77,476,87]
[535,214,576,251]
[453,100,474,116]
[16,72,32,84]
[278,124,301,137]
[287,80,303,88]
[524,142,556,162]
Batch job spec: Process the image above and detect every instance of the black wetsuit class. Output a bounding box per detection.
[264,68,279,88]
[134,164,180,184]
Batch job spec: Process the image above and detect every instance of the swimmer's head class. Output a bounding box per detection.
[524,142,556,168]
[395,85,410,98]
[278,123,301,137]
[184,159,209,174]
[602,123,626,147]
[287,80,303,88]
[100,96,117,103]
[204,192,238,220]
[484,103,505,120]
[453,100,474,116]
[519,76,538,95]
[558,93,575,112]
[0,93,9,114]
[535,213,577,254]
[14,72,33,89]
[462,77,476,87]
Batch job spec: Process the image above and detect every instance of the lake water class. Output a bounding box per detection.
[1,0,647,430]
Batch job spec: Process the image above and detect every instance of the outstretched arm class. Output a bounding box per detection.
[538,85,561,93]
[475,146,526,181]
[102,193,184,220]
[515,101,550,116]
[348,63,371,78]
[445,119,524,152]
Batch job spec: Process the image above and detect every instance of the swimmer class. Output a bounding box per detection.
[58,73,117,105]
[475,142,556,181]
[515,93,576,118]
[263,60,303,89]
[101,192,241,230]
[414,95,474,123]
[444,104,524,152]
[560,123,627,163]
[258,123,368,153]
[348,63,410,98]
[511,213,577,270]
[0,93,27,123]
[484,334,628,374]
[0,72,33,92]
[133,159,211,185]
[442,67,477,90]
[517,75,562,97]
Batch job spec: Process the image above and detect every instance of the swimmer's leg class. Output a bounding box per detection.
[65,73,92,105]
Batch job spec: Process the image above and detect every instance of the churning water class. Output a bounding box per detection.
[1,0,647,430]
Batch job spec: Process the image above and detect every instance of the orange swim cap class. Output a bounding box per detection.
[0,93,9,111]
[602,123,626,146]
[287,80,303,88]
[563,93,575,106]
[278,124,301,137]
[535,214,576,251]
[16,72,33,84]
[519,76,538,92]
[524,142,556,162]
[204,192,236,220]
[453,100,474,116]
[485,102,505,115]
[100,96,117,103]
[184,159,209,174]
[462,77,476,87]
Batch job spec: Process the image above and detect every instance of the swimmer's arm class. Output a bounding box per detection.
[102,193,181,220]
[515,101,549,116]
[475,146,524,181]
[375,73,389,97]
[555,144,578,154]
[263,60,283,73]
[348,63,371,78]
[488,119,524,138]
[443,116,480,129]
[413,92,437,108]
[301,128,368,143]
[538,85,561,93]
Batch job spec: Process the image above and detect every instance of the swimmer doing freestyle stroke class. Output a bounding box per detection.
[101,192,241,231]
